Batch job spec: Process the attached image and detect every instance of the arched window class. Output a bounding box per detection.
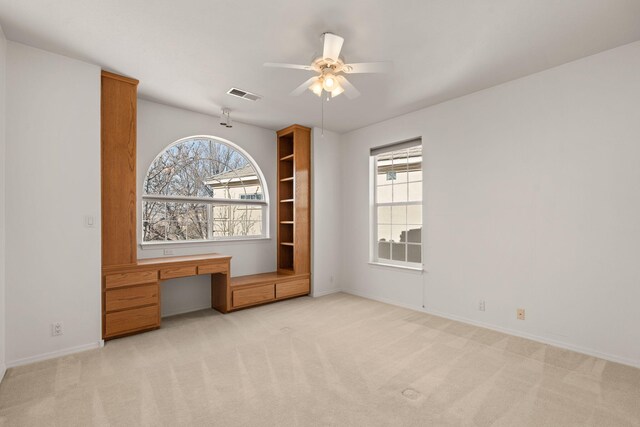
[142,136,269,242]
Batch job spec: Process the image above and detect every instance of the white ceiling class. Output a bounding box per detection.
[1,0,639,133]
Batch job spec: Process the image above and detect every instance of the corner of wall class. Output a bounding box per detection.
[0,23,8,381]
[311,127,345,298]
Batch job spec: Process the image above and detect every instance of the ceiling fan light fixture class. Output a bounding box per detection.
[267,32,389,102]
[322,72,337,91]
[330,84,344,98]
[309,79,323,96]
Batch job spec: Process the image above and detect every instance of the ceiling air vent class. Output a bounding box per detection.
[227,87,262,101]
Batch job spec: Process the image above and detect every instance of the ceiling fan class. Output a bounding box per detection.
[264,32,392,99]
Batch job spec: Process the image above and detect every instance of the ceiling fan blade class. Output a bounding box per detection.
[290,76,320,96]
[343,62,393,74]
[264,62,313,71]
[336,75,361,100]
[322,32,344,62]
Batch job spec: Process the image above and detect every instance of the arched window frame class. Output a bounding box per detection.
[141,135,270,244]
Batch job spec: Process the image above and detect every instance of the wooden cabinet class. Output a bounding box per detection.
[102,266,160,339]
[275,279,309,299]
[105,284,159,312]
[226,272,309,311]
[160,266,197,280]
[102,255,231,339]
[277,125,311,275]
[100,84,312,336]
[105,305,160,337]
[232,284,275,308]
[99,71,235,339]
[221,125,312,312]
[101,71,139,267]
[105,270,158,289]
[198,264,227,274]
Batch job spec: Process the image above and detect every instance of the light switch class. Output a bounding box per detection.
[84,215,95,228]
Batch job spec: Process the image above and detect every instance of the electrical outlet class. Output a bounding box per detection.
[478,300,486,311]
[52,322,64,336]
[330,275,334,283]
[163,249,174,255]
[517,308,525,320]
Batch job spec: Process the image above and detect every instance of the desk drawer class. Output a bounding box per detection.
[105,305,159,337]
[105,270,158,289]
[276,279,310,299]
[233,284,274,308]
[105,284,159,312]
[198,263,227,275]
[160,265,197,280]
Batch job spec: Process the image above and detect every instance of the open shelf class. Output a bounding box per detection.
[279,222,293,242]
[279,159,293,181]
[277,125,310,274]
[278,133,294,159]
[279,244,294,271]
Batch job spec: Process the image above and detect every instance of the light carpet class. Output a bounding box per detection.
[0,292,638,426]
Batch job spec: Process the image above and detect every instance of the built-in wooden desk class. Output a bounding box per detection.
[101,254,311,340]
[102,254,231,340]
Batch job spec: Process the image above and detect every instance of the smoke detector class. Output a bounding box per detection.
[220,108,232,128]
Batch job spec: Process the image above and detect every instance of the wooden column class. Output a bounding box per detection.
[101,71,139,266]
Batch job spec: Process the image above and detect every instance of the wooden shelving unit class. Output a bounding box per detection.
[101,105,313,334]
[277,125,311,275]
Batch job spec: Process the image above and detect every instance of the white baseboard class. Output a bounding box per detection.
[0,363,6,383]
[342,289,640,369]
[6,341,103,369]
[312,287,342,297]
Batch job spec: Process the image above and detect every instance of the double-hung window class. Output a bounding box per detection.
[142,136,269,243]
[371,139,423,268]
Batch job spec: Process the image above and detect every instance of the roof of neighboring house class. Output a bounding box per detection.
[204,164,259,187]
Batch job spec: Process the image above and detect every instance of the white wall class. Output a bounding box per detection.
[137,100,277,317]
[311,128,342,297]
[340,41,640,367]
[5,43,101,366]
[0,25,7,378]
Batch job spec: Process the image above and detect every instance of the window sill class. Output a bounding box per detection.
[139,237,272,250]
[368,262,425,273]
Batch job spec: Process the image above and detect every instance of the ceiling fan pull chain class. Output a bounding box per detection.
[321,92,324,137]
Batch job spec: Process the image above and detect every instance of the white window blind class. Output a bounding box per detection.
[370,138,423,267]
